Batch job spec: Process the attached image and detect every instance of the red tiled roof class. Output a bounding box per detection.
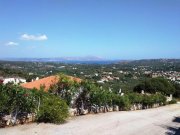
[0,79,3,84]
[20,75,81,91]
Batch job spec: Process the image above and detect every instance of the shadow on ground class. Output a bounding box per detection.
[165,117,180,135]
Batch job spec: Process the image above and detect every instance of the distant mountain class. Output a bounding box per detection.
[0,57,123,64]
[117,59,180,66]
[0,58,179,65]
[0,56,104,61]
[53,56,105,61]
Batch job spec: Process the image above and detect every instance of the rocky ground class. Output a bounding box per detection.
[1,103,180,135]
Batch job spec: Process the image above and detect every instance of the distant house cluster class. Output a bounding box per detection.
[0,77,26,85]
[144,71,180,84]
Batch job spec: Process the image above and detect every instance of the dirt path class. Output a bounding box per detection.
[1,103,180,135]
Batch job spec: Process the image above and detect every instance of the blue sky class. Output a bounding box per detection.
[0,0,180,59]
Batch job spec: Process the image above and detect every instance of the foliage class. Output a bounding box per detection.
[47,75,168,112]
[49,73,80,106]
[0,73,170,126]
[89,85,113,106]
[0,84,37,115]
[37,93,68,124]
[118,96,131,110]
[127,93,143,104]
[172,82,180,98]
[168,99,177,104]
[134,78,175,95]
[87,83,166,111]
[0,84,69,124]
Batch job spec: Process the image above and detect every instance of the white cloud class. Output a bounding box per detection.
[20,33,48,41]
[6,41,19,46]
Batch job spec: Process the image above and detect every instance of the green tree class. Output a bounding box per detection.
[133,78,175,95]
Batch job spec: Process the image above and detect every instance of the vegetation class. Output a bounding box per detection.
[168,99,177,104]
[172,82,180,98]
[1,59,180,126]
[88,85,166,111]
[1,59,180,93]
[0,73,176,127]
[0,84,37,117]
[133,78,175,95]
[0,84,69,125]
[37,93,68,124]
[49,73,80,106]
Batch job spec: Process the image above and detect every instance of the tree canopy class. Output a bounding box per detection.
[133,78,175,95]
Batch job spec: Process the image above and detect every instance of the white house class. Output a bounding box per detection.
[3,78,26,85]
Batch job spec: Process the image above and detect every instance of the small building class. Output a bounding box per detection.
[3,77,26,85]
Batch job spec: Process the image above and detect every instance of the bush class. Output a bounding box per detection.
[134,78,175,95]
[88,83,167,111]
[119,96,131,110]
[37,94,69,124]
[127,93,143,104]
[0,84,37,116]
[0,84,69,125]
[168,99,177,104]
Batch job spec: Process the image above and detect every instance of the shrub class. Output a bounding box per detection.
[127,93,143,104]
[118,96,131,111]
[168,99,177,104]
[0,84,69,125]
[0,84,37,116]
[88,83,167,111]
[37,93,69,124]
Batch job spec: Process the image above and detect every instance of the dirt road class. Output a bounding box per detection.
[1,103,180,135]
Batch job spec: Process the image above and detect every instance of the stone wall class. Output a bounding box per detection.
[0,113,36,128]
[69,103,164,116]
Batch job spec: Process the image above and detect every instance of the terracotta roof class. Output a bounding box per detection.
[0,79,3,84]
[20,75,81,91]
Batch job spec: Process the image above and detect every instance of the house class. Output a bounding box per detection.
[3,77,26,85]
[21,75,81,91]
[97,80,105,84]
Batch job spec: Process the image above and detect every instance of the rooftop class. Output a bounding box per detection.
[21,75,81,91]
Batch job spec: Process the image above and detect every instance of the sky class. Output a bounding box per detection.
[0,0,180,60]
